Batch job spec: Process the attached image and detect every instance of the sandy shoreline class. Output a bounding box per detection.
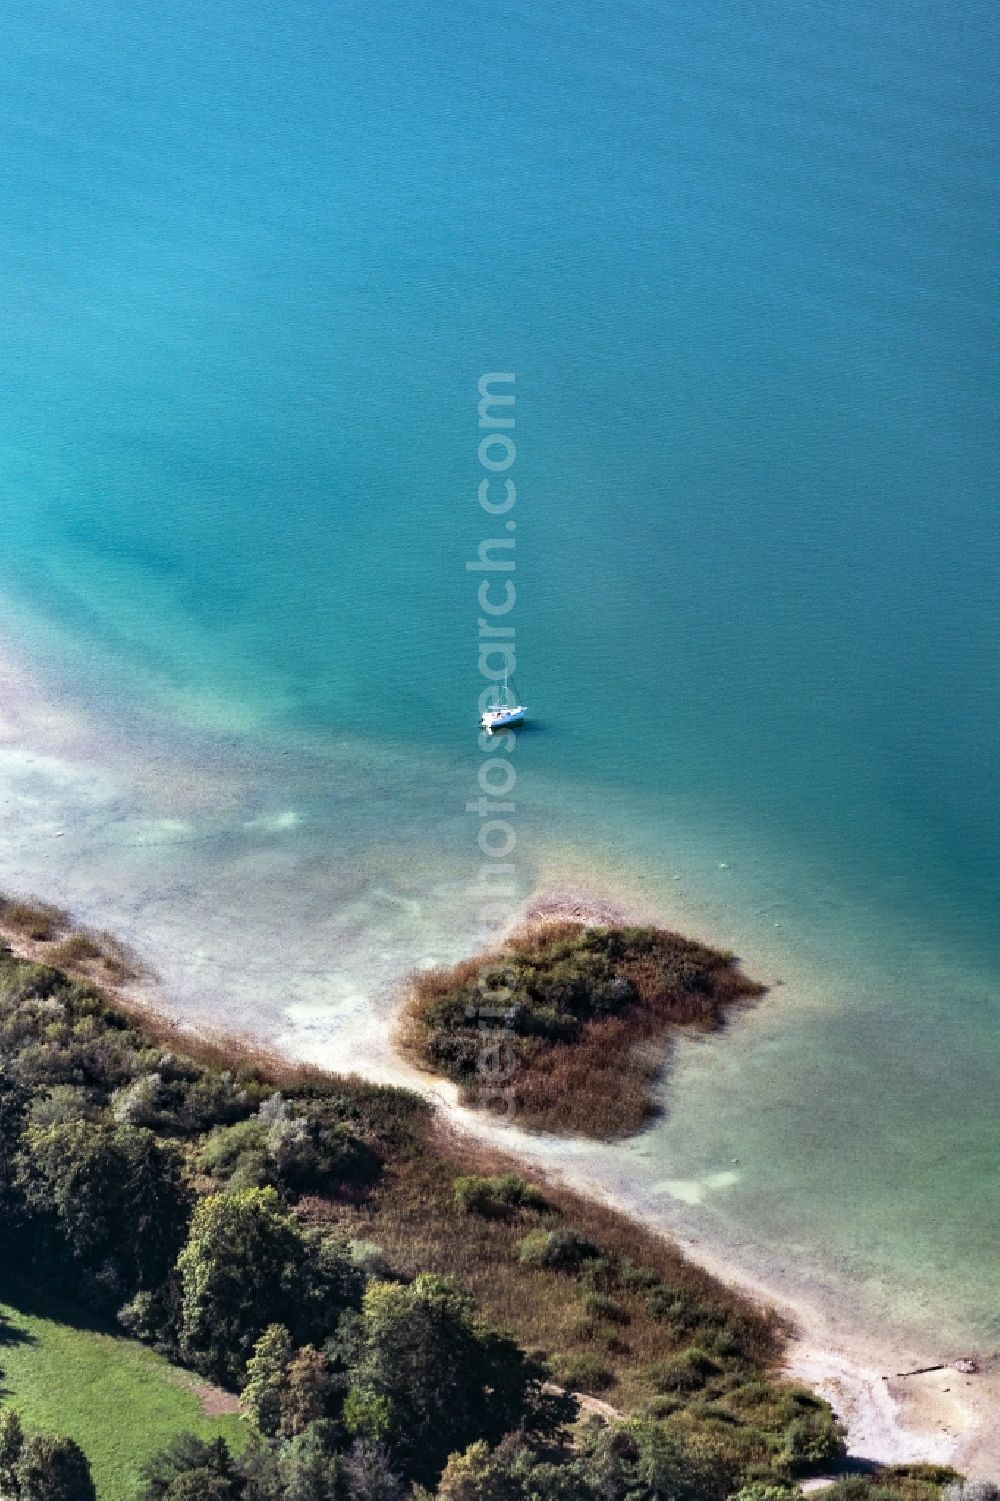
[1,639,997,1481]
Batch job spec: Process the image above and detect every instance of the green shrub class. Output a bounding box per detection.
[198,1117,274,1190]
[111,1073,167,1129]
[516,1230,551,1266]
[649,1345,722,1393]
[699,1325,743,1359]
[28,1085,100,1128]
[580,1255,621,1294]
[646,1286,685,1323]
[549,1352,614,1393]
[348,1239,393,1278]
[644,1395,682,1420]
[517,1227,598,1271]
[645,1283,733,1343]
[580,1290,629,1325]
[286,1076,429,1155]
[197,1099,374,1196]
[452,1173,545,1216]
[117,1290,162,1344]
[782,1406,846,1467]
[615,1257,661,1292]
[173,1072,253,1134]
[299,1118,378,1189]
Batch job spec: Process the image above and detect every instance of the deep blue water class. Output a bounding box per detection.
[1,0,998,1347]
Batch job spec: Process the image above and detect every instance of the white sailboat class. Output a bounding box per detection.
[480,667,526,732]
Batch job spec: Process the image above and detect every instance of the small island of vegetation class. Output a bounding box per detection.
[400,920,765,1137]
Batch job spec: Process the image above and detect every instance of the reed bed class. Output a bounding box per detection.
[400,920,765,1136]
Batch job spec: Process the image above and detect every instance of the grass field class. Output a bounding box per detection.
[0,1284,247,1501]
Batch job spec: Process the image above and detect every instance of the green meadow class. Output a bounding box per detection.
[0,1284,246,1501]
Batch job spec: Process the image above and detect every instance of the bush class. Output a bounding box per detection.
[580,1254,622,1294]
[173,1072,252,1134]
[822,1479,961,1501]
[110,1073,167,1128]
[348,1239,393,1278]
[549,1352,614,1393]
[729,1487,801,1501]
[645,1395,682,1420]
[782,1406,846,1467]
[645,1283,733,1342]
[28,1085,100,1128]
[517,1228,599,1272]
[299,1117,378,1190]
[198,1117,274,1190]
[198,1100,376,1195]
[580,1290,629,1325]
[453,1173,546,1217]
[117,1290,165,1344]
[13,1429,97,1501]
[649,1346,722,1393]
[647,1286,686,1324]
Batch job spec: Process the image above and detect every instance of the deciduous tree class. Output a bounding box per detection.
[14,1431,97,1501]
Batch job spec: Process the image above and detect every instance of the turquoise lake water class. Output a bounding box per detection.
[1,0,998,1353]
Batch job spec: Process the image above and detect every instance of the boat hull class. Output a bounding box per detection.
[481,709,526,731]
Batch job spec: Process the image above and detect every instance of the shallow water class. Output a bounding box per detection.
[1,0,998,1357]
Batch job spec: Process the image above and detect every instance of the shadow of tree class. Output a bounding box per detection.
[0,1276,120,1341]
[0,1308,36,1350]
[0,1303,37,1400]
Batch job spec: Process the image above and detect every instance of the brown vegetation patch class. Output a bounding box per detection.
[0,893,70,942]
[399,920,765,1137]
[190,1380,242,1417]
[48,927,143,983]
[305,1121,784,1415]
[0,891,144,984]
